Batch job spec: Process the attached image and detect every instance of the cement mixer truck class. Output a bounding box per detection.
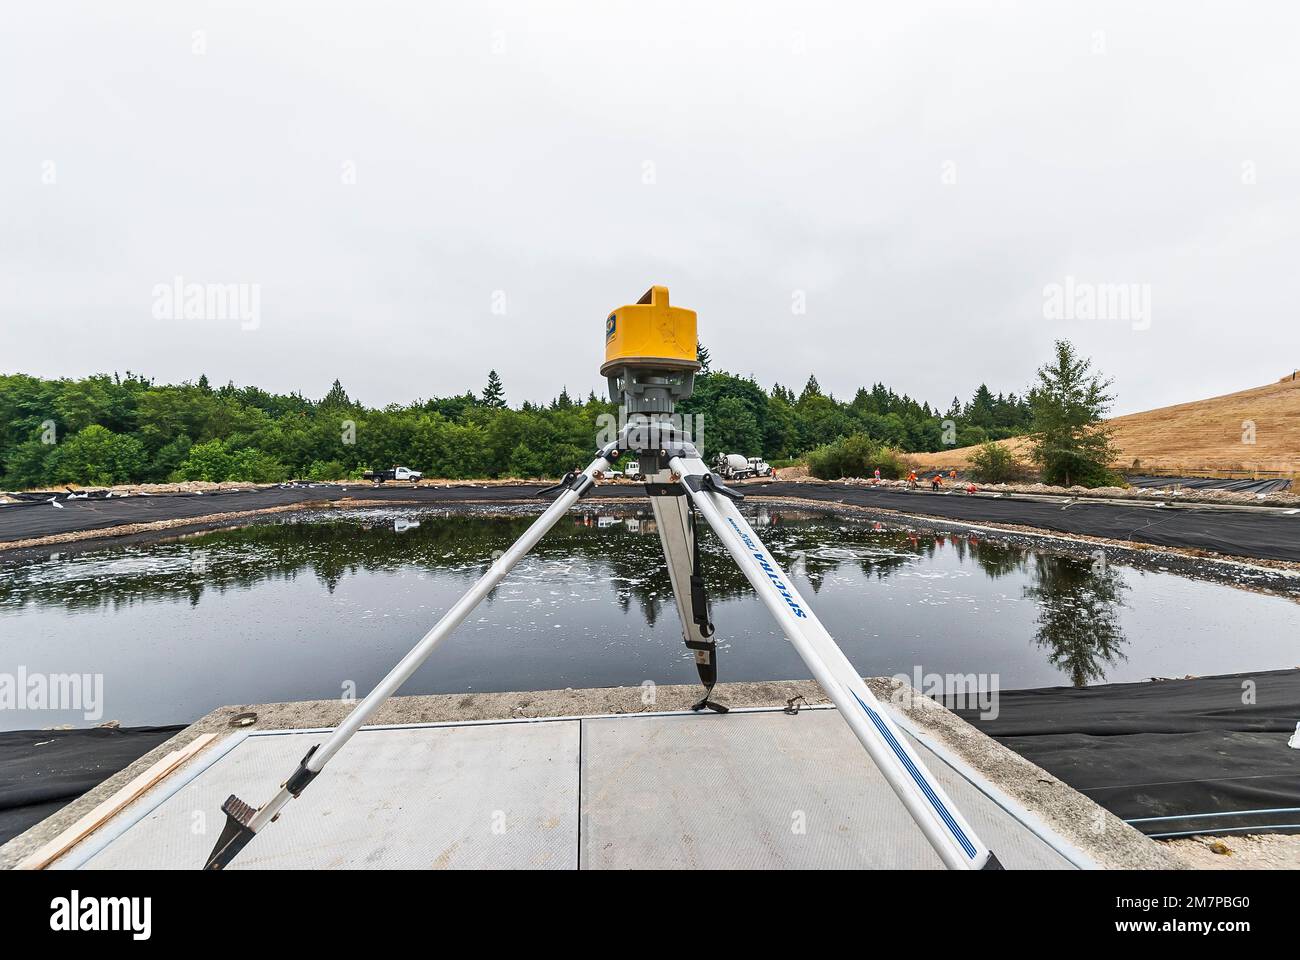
[713,453,773,480]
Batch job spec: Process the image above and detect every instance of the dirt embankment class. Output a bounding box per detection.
[908,373,1300,477]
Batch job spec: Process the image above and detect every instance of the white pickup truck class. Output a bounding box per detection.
[363,465,423,484]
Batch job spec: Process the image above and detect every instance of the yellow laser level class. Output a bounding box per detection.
[602,285,699,377]
[602,286,700,413]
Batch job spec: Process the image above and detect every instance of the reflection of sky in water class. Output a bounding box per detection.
[2,506,1297,728]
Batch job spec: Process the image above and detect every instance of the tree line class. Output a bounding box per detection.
[0,352,1065,488]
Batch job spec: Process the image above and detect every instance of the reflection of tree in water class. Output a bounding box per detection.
[965,539,1028,580]
[1022,553,1129,686]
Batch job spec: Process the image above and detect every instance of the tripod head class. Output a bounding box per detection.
[602,286,700,414]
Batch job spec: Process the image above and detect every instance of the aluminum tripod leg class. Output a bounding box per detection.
[670,455,998,870]
[646,478,726,712]
[202,454,611,869]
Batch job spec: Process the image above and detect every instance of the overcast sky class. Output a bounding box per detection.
[2,1,1296,416]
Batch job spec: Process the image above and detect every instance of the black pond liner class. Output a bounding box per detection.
[1125,475,1292,495]
[0,725,183,846]
[947,669,1300,838]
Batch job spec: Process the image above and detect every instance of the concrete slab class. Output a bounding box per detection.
[47,707,1085,870]
[58,721,580,870]
[579,709,1076,869]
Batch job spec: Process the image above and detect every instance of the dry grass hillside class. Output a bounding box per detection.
[908,373,1300,476]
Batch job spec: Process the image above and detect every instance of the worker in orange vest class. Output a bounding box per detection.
[931,473,942,491]
[907,470,918,488]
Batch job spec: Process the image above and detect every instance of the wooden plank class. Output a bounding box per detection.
[16,732,219,870]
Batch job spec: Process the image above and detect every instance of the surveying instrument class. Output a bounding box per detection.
[205,286,1001,870]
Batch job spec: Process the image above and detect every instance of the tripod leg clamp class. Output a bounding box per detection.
[285,744,320,797]
[538,471,594,500]
[684,472,744,502]
[689,574,714,637]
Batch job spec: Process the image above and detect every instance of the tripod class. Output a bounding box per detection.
[204,428,1000,870]
[205,287,1000,870]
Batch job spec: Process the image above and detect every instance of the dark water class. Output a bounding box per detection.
[2,506,1297,729]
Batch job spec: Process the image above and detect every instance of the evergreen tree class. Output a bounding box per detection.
[1028,340,1118,487]
[968,383,996,428]
[320,379,352,410]
[696,341,712,374]
[481,370,506,408]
